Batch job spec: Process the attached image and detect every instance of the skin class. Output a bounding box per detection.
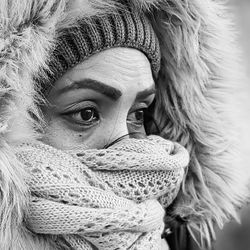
[43,48,156,150]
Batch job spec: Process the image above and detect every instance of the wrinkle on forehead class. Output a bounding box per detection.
[73,48,153,84]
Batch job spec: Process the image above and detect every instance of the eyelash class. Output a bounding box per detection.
[127,108,146,127]
[61,102,100,127]
[61,102,153,132]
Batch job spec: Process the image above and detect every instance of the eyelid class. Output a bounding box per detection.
[128,105,146,116]
[59,101,101,131]
[61,101,99,115]
[129,97,154,113]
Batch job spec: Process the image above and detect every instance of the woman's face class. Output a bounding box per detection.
[43,48,155,150]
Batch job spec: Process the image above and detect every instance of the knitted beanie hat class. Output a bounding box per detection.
[43,9,161,93]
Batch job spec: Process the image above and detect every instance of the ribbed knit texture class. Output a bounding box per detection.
[16,135,189,250]
[43,10,161,93]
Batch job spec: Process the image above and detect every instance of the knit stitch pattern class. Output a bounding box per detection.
[15,135,189,249]
[42,9,161,94]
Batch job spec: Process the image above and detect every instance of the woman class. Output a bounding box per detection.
[0,0,249,249]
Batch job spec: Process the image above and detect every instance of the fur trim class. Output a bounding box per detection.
[149,0,250,244]
[149,0,250,246]
[0,0,249,248]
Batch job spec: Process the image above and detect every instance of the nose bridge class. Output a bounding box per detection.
[108,118,129,143]
[106,118,147,145]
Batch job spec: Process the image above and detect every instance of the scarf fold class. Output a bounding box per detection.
[15,135,189,249]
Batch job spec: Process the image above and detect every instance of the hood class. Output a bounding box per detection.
[0,0,249,247]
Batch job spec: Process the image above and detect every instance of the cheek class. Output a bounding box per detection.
[42,118,88,150]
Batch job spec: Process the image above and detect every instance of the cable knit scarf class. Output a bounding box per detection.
[15,135,189,250]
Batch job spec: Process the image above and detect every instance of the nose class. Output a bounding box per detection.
[105,122,129,147]
[104,123,147,148]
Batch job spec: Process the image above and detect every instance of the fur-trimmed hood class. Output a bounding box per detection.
[0,0,249,249]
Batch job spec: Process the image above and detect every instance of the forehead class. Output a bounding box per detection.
[57,48,154,92]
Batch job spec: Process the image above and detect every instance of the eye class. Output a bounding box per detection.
[127,101,159,136]
[78,108,98,122]
[127,109,145,128]
[63,106,100,126]
[134,110,144,122]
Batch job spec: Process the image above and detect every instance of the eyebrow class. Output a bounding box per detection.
[58,78,155,101]
[58,78,122,100]
[136,86,156,100]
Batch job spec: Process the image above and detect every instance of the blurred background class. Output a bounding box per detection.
[231,0,250,76]
[213,1,250,250]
